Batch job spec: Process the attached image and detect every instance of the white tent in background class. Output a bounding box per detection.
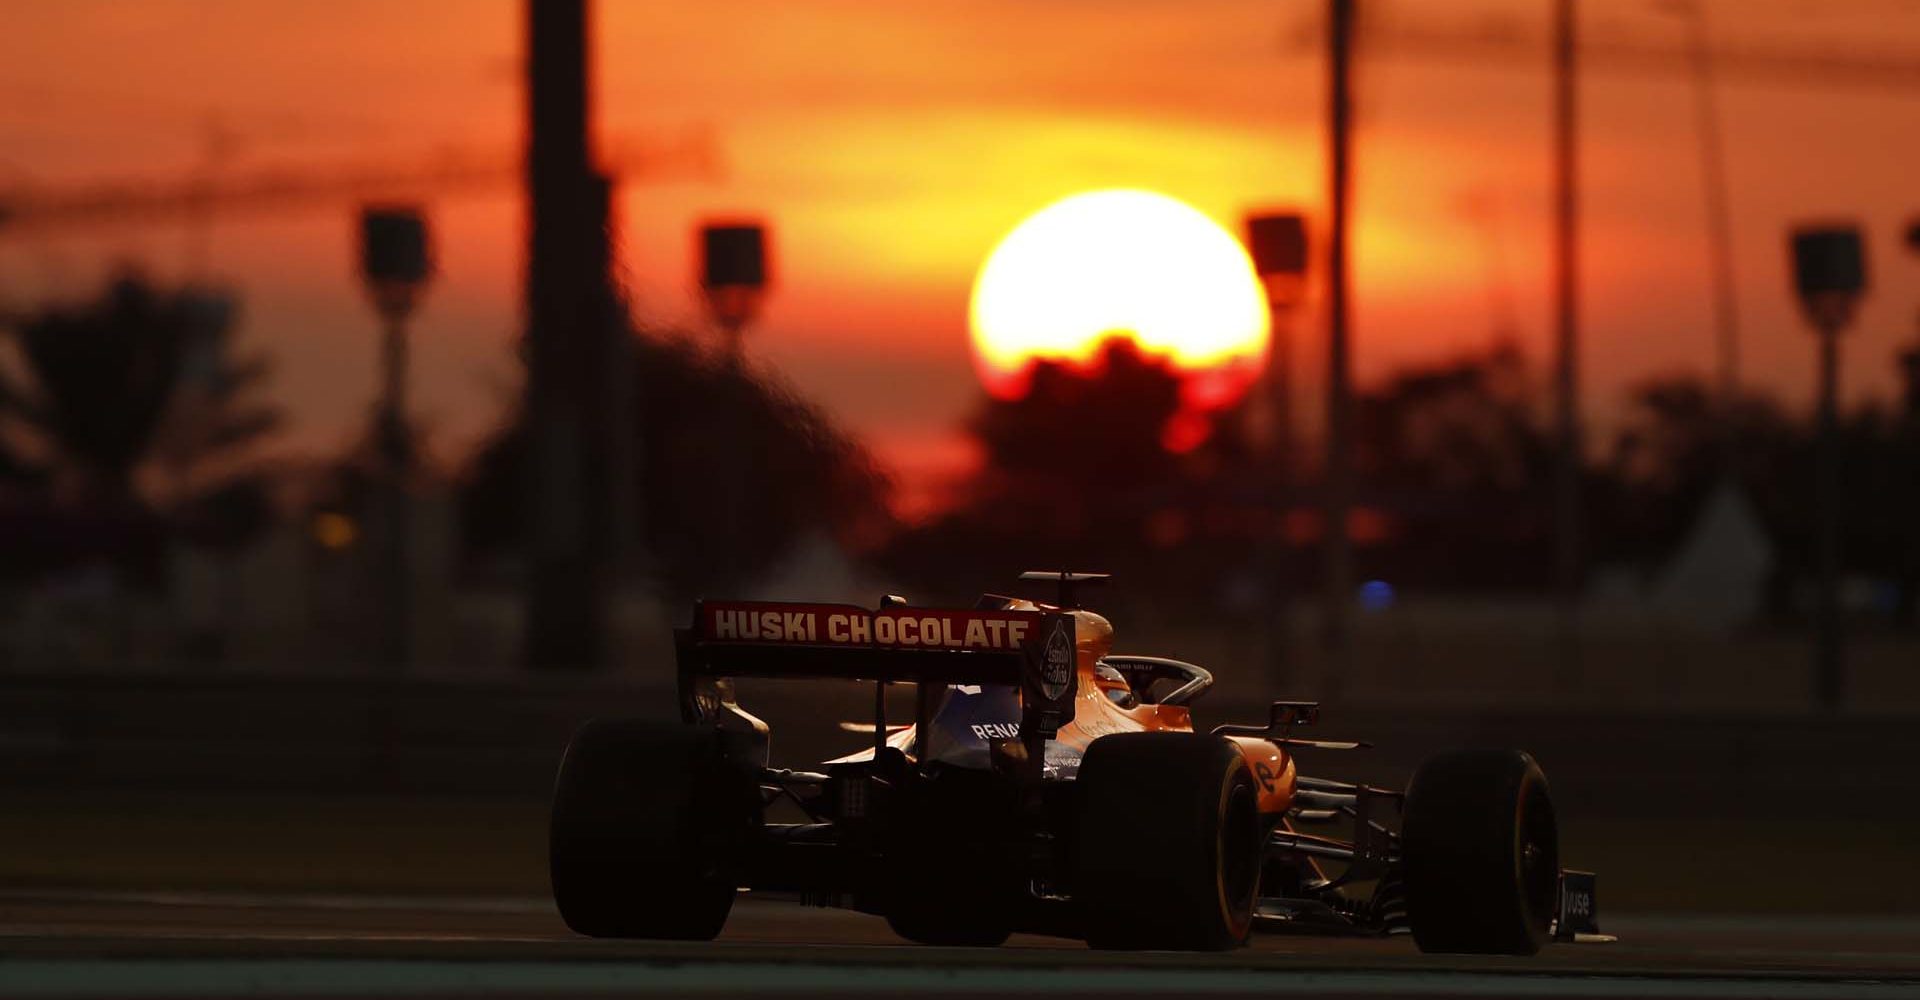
[1648,480,1774,631]
[745,531,894,607]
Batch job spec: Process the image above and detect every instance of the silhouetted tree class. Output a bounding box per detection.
[461,331,892,600]
[1598,373,1920,624]
[0,273,279,513]
[1328,342,1561,589]
[1597,377,1795,565]
[171,473,277,552]
[1355,341,1553,495]
[881,338,1241,608]
[969,338,1187,516]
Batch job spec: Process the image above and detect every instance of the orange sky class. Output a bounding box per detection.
[3,0,1919,516]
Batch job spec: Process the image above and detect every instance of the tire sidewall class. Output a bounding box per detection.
[1401,749,1556,955]
[1212,764,1260,945]
[549,721,755,939]
[1075,733,1263,951]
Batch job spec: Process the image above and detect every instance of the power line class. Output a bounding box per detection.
[0,132,718,237]
[1286,14,1920,92]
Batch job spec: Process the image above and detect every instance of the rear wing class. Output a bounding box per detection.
[676,600,1078,739]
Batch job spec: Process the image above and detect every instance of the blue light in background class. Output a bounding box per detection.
[1358,579,1396,612]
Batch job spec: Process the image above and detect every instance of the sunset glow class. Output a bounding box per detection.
[968,190,1270,409]
[5,2,1918,513]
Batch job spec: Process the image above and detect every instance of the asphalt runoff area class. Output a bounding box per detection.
[3,890,1918,999]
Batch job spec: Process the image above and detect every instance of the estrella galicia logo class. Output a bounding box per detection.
[1041,620,1074,702]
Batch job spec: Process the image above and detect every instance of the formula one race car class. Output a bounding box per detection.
[550,572,1601,952]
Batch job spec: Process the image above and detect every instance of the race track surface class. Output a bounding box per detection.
[2,890,1917,999]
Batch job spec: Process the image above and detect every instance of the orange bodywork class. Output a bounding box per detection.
[1022,604,1297,816]
[848,601,1298,814]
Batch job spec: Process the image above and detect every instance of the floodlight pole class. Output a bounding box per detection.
[1272,312,1295,471]
[1322,0,1356,674]
[1792,224,1867,712]
[379,314,409,464]
[378,309,411,671]
[1246,211,1309,688]
[1813,316,1842,709]
[359,206,432,673]
[1268,296,1298,686]
[700,222,771,363]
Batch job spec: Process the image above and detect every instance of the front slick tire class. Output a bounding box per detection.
[1402,749,1559,955]
[549,720,756,940]
[1075,733,1262,951]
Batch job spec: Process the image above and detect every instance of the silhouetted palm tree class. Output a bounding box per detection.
[0,273,278,514]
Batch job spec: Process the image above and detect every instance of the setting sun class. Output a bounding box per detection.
[968,189,1271,409]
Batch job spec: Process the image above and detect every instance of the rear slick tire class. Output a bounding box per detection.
[549,720,757,940]
[1074,733,1262,951]
[1401,749,1559,955]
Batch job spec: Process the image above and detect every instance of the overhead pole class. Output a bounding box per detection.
[1551,0,1583,689]
[525,0,615,670]
[1322,0,1356,682]
[1314,17,1920,92]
